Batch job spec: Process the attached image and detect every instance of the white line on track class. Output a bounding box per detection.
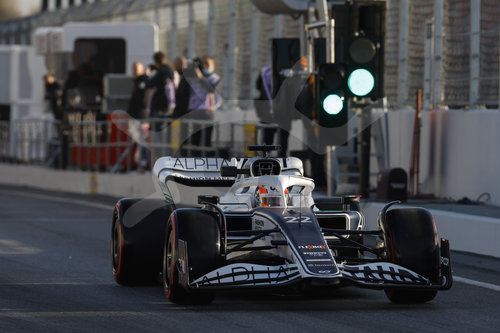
[454,276,500,292]
[0,189,112,211]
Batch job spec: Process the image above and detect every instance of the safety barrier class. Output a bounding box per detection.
[0,115,279,173]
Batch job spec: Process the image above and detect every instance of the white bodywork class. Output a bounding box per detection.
[153,156,311,209]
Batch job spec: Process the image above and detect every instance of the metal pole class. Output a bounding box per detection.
[397,0,409,106]
[274,14,282,37]
[470,0,480,108]
[315,0,328,21]
[423,20,434,110]
[433,0,443,108]
[326,17,335,196]
[326,19,334,63]
[320,0,336,196]
[208,0,215,56]
[227,0,237,104]
[326,146,332,196]
[250,4,259,100]
[153,0,160,26]
[170,0,177,61]
[359,105,371,198]
[187,0,195,59]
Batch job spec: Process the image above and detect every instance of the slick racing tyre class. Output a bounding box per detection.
[381,207,440,303]
[163,208,221,305]
[112,198,173,285]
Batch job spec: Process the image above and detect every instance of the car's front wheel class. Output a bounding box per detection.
[380,207,440,304]
[163,209,221,305]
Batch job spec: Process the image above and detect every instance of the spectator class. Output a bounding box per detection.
[44,74,61,120]
[146,51,175,121]
[172,56,190,118]
[146,51,175,160]
[127,62,148,120]
[127,62,149,169]
[172,56,187,89]
[62,56,103,110]
[185,55,222,156]
[171,56,190,156]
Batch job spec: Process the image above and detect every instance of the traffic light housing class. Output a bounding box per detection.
[346,36,377,97]
[331,1,385,100]
[345,2,385,100]
[316,63,348,128]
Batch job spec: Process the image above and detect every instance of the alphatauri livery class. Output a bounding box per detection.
[111,145,452,305]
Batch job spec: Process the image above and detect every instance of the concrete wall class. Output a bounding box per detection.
[385,109,500,207]
[362,202,500,259]
[0,164,156,198]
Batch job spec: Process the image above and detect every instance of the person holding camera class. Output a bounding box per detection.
[184,55,222,156]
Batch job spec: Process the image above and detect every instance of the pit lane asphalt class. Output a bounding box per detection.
[1,185,499,333]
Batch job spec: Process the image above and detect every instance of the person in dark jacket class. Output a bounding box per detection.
[147,51,175,120]
[172,56,190,119]
[44,74,62,120]
[126,62,150,169]
[146,51,175,160]
[127,62,148,120]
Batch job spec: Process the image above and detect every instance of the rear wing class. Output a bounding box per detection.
[153,156,304,206]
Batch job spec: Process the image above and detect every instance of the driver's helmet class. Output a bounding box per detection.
[254,185,283,207]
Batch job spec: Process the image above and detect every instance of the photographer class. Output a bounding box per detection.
[184,55,222,156]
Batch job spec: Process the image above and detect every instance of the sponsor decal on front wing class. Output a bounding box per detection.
[191,263,301,288]
[339,262,430,285]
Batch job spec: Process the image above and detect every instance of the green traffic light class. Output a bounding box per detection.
[323,94,344,115]
[348,69,375,96]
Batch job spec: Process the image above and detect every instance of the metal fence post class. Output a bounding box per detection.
[433,0,443,109]
[250,4,259,101]
[187,0,195,59]
[208,0,215,56]
[398,0,409,106]
[470,0,480,108]
[227,0,237,104]
[170,0,177,61]
[424,20,434,110]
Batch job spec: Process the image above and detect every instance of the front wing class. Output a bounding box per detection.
[182,240,453,291]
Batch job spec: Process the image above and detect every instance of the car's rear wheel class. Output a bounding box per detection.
[111,214,131,285]
[163,209,221,305]
[381,207,440,303]
[111,198,172,285]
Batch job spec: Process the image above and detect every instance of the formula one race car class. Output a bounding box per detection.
[111,145,452,305]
